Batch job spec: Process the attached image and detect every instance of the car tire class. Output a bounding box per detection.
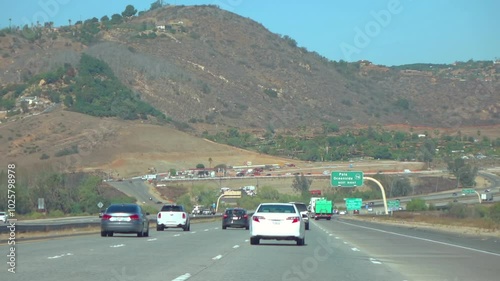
[296,237,305,246]
[100,231,107,237]
[137,231,143,237]
[222,225,227,230]
[250,237,260,245]
[305,223,310,230]
[157,225,164,231]
[183,224,189,231]
[245,226,249,230]
[108,232,113,237]
[144,228,149,237]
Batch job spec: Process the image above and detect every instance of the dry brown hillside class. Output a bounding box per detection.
[0,107,304,177]
[1,4,498,135]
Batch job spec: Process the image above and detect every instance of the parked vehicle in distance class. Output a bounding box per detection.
[0,211,8,223]
[289,202,310,230]
[202,209,215,215]
[481,193,493,202]
[157,204,190,231]
[100,203,150,237]
[250,203,305,246]
[222,208,249,230]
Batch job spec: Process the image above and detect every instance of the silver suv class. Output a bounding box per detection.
[0,212,8,224]
[289,202,310,230]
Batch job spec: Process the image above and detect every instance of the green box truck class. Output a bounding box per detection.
[313,199,333,220]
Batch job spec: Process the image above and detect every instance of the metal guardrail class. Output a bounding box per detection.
[0,215,221,235]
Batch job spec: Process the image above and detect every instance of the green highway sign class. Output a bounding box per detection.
[331,171,364,187]
[345,198,363,210]
[462,188,475,195]
[387,200,400,208]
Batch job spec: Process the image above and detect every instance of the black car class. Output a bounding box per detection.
[222,208,249,230]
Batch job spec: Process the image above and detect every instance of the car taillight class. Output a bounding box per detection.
[158,213,161,219]
[130,214,140,220]
[243,214,248,219]
[182,213,186,219]
[102,214,112,220]
[287,216,300,223]
[253,216,264,222]
[223,214,228,218]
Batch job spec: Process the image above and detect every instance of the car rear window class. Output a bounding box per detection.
[106,205,138,213]
[161,205,183,212]
[293,204,307,212]
[258,205,296,213]
[227,209,246,215]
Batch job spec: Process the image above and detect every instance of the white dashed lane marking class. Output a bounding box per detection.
[172,273,191,281]
[48,253,73,259]
[370,258,382,264]
[212,255,222,260]
[109,244,125,248]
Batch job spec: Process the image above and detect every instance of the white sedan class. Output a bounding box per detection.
[250,203,306,245]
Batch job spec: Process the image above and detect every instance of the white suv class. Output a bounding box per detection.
[0,212,8,224]
[289,202,309,230]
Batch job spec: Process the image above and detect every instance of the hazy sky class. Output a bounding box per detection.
[2,0,498,66]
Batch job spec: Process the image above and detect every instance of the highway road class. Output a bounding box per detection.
[107,179,164,206]
[2,217,499,280]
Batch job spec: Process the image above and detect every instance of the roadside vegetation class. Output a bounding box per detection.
[0,170,135,218]
[370,201,500,232]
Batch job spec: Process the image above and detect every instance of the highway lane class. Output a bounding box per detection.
[2,219,406,281]
[107,179,163,206]
[316,217,500,281]
[2,218,499,280]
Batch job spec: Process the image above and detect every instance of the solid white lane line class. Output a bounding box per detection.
[339,220,500,257]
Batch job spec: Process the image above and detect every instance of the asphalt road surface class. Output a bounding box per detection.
[2,217,499,280]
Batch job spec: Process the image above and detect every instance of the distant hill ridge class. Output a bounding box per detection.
[0,4,498,134]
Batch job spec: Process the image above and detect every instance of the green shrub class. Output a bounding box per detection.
[406,198,428,211]
[490,202,500,223]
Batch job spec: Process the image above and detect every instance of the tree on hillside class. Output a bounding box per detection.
[447,158,478,187]
[150,0,163,10]
[110,14,123,25]
[291,173,312,197]
[122,5,138,18]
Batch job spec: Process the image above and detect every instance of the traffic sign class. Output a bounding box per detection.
[462,188,475,195]
[223,190,241,199]
[331,171,364,187]
[97,202,104,209]
[387,200,400,209]
[345,198,362,210]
